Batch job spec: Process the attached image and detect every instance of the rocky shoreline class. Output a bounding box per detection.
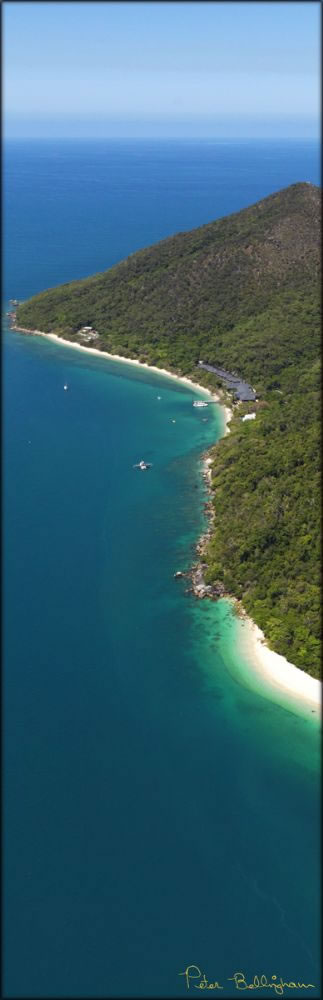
[8,312,320,709]
[174,454,227,602]
[9,314,229,606]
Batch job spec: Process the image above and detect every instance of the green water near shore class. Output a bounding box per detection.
[192,598,320,766]
[4,137,320,998]
[4,326,320,1000]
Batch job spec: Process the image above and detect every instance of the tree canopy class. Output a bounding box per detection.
[16,182,321,677]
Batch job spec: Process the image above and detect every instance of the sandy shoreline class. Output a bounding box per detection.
[12,324,233,435]
[10,323,321,716]
[198,442,321,719]
[236,612,321,718]
[12,325,223,400]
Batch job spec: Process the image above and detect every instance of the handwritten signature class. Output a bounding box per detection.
[178,966,316,996]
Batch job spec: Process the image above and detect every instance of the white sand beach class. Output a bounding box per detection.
[12,324,321,716]
[13,326,234,434]
[223,406,232,434]
[200,425,320,720]
[18,328,221,400]
[236,613,321,718]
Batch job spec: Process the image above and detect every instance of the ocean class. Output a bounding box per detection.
[3,139,321,998]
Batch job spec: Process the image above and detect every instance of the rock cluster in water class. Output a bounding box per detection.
[173,453,227,601]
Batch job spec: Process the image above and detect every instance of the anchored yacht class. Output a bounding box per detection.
[133,460,152,470]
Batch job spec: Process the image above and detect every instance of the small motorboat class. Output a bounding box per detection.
[133,460,152,470]
[63,384,69,391]
[193,400,208,408]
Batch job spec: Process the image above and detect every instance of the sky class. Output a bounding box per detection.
[3,1,321,138]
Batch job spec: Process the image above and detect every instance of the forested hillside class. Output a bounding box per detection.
[16,182,321,676]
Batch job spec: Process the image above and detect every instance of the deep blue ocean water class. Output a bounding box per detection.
[3,140,321,998]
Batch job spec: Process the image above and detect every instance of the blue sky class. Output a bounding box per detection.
[3,1,320,137]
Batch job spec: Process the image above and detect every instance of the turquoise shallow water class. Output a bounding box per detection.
[3,140,321,997]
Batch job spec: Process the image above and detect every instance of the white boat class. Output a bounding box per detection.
[63,384,69,391]
[193,400,208,408]
[133,460,152,470]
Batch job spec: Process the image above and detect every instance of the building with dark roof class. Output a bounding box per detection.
[197,361,256,401]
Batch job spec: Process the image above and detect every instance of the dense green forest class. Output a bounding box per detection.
[16,182,321,677]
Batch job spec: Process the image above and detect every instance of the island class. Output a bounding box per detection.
[13,182,321,679]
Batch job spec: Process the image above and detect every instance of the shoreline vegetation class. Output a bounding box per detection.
[197,453,321,719]
[9,322,321,718]
[12,181,321,686]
